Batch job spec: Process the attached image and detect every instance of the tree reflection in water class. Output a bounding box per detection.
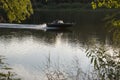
[0,56,21,80]
[105,12,120,46]
[100,15,120,79]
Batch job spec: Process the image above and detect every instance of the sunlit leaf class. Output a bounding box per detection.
[0,0,33,23]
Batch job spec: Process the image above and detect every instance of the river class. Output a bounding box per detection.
[0,9,120,80]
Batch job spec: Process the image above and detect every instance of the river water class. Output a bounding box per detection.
[0,10,119,80]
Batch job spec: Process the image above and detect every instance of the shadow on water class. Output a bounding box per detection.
[45,28,72,33]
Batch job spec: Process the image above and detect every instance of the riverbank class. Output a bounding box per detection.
[33,3,92,10]
[26,8,119,25]
[34,8,119,12]
[33,2,120,11]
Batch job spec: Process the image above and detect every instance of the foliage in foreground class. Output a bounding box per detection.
[0,0,33,23]
[0,56,21,80]
[86,45,120,80]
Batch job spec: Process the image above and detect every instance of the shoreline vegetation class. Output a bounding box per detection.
[33,3,92,10]
[33,3,119,11]
[0,2,120,23]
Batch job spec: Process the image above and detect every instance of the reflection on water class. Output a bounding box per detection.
[0,28,92,80]
[0,10,120,80]
[0,25,114,80]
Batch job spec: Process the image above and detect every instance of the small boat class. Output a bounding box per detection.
[47,23,73,27]
[47,20,74,28]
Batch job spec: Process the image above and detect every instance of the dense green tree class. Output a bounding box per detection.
[0,0,33,23]
[91,0,120,9]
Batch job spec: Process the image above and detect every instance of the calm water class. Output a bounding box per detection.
[0,10,120,80]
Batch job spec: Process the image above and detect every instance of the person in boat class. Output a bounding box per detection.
[52,20,64,24]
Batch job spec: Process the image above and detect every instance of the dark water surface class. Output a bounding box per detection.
[0,10,120,80]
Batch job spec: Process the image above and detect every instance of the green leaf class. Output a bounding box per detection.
[0,0,33,23]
